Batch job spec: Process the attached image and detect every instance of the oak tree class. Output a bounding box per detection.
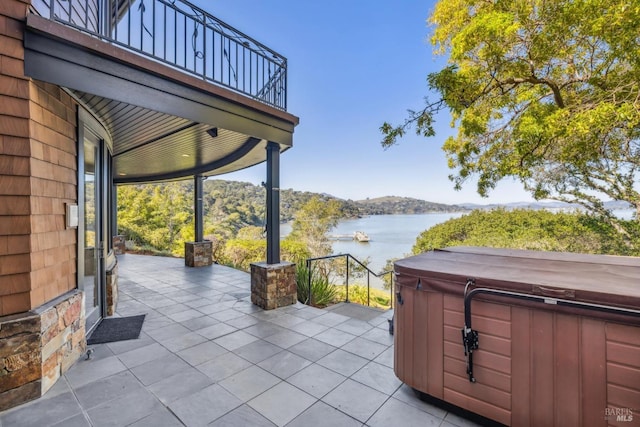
[382,0,640,236]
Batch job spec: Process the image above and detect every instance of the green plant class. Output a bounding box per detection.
[126,243,176,258]
[295,263,311,304]
[412,208,640,256]
[334,285,391,309]
[381,0,640,241]
[295,263,338,308]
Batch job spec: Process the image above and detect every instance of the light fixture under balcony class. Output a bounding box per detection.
[207,127,218,138]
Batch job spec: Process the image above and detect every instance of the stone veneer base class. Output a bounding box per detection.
[250,262,297,310]
[185,241,213,267]
[113,235,126,255]
[106,262,118,316]
[0,290,85,411]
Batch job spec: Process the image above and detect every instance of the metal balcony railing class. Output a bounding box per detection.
[40,0,287,110]
[305,254,394,309]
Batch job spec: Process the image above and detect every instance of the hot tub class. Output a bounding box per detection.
[393,247,640,426]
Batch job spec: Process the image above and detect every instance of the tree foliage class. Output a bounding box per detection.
[285,196,342,258]
[382,0,640,236]
[413,208,639,256]
[117,182,194,256]
[116,178,324,268]
[219,230,311,271]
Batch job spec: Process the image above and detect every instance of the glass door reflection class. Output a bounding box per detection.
[83,130,102,333]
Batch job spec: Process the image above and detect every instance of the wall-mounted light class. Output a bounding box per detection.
[65,203,78,228]
[207,127,218,138]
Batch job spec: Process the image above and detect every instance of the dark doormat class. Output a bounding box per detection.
[87,314,146,345]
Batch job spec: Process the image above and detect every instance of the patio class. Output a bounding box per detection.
[0,254,479,427]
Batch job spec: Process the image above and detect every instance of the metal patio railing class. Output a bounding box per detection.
[40,0,287,110]
[305,254,394,309]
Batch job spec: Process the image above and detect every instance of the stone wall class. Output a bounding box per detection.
[0,290,85,411]
[250,262,296,310]
[0,313,40,411]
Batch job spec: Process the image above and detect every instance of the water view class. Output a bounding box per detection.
[283,208,635,290]
[283,212,464,275]
[329,212,465,271]
[334,209,636,269]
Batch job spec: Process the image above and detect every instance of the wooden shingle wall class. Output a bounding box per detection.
[0,0,78,316]
[28,81,77,311]
[0,0,33,316]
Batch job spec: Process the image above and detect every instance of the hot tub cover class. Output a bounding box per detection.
[394,246,640,311]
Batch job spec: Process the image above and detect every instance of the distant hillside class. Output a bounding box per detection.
[354,196,467,215]
[202,180,466,227]
[459,200,633,211]
[204,179,359,224]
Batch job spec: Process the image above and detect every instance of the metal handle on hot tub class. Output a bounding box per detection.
[461,279,479,383]
[461,278,640,383]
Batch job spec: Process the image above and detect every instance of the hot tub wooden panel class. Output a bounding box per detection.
[426,292,444,398]
[393,247,640,427]
[606,323,640,421]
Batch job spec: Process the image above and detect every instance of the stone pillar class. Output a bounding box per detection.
[185,241,213,267]
[250,262,296,310]
[106,263,118,316]
[112,235,125,255]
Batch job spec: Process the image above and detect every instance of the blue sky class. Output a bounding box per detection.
[195,0,533,205]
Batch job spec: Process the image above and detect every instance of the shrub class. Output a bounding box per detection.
[295,263,338,308]
[220,238,265,271]
[334,285,391,309]
[413,208,639,255]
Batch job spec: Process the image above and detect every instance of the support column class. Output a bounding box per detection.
[266,142,280,264]
[195,174,204,243]
[251,142,296,309]
[185,175,211,267]
[111,168,117,240]
[112,182,125,255]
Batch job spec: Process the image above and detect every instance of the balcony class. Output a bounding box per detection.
[24,0,298,182]
[35,0,287,110]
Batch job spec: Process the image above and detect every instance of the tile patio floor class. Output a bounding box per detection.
[0,254,480,427]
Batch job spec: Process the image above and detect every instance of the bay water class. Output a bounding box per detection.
[282,212,464,281]
[282,209,635,290]
[323,209,635,273]
[328,213,464,272]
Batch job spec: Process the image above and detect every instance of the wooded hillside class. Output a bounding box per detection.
[354,196,466,214]
[116,179,463,256]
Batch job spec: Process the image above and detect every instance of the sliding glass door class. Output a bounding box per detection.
[82,128,104,333]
